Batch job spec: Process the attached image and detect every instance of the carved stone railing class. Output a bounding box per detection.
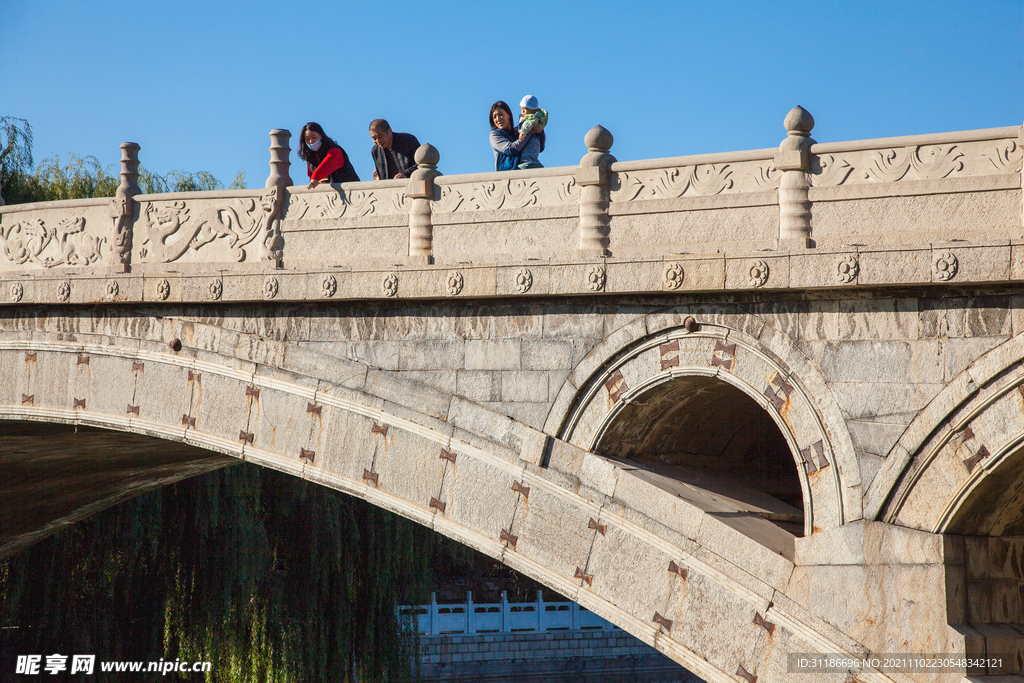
[0,108,1020,304]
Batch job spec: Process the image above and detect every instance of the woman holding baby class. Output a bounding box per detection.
[489,95,547,171]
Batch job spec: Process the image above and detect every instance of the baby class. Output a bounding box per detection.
[518,95,548,137]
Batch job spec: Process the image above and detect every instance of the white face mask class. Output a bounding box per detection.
[307,139,322,151]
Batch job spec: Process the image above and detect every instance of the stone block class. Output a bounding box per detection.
[582,523,675,629]
[510,484,598,584]
[964,332,1024,388]
[942,243,1011,283]
[448,396,527,455]
[790,250,858,289]
[465,339,521,370]
[398,340,465,371]
[794,521,945,567]
[500,371,549,403]
[725,254,790,290]
[1008,240,1024,282]
[696,514,794,589]
[644,307,693,336]
[966,296,1013,337]
[858,247,931,285]
[542,309,604,341]
[455,370,501,402]
[521,340,573,370]
[920,296,967,338]
[341,340,401,371]
[374,428,447,511]
[673,254,726,291]
[802,340,944,384]
[478,401,549,431]
[603,488,702,557]
[946,336,1008,381]
[835,297,920,340]
[662,569,763,676]
[392,369,456,396]
[495,263,552,297]
[547,370,570,402]
[605,259,663,293]
[364,369,451,420]
[847,420,906,458]
[70,352,137,419]
[548,261,606,296]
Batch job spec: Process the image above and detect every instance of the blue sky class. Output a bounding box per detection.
[3,0,1022,188]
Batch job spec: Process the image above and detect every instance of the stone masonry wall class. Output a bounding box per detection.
[417,630,703,682]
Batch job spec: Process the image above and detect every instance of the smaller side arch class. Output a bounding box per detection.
[872,333,1024,534]
[545,307,862,535]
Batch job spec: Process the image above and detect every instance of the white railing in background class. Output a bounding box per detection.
[400,590,615,635]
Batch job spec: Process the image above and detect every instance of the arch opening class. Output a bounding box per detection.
[594,376,805,550]
[945,441,1024,537]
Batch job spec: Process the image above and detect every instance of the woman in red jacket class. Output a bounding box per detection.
[297,122,360,188]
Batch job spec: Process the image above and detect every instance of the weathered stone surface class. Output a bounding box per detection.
[465,339,521,370]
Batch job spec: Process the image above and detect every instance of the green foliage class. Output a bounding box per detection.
[230,168,247,190]
[33,154,121,201]
[139,168,224,194]
[0,116,33,174]
[1,115,243,204]
[0,465,434,683]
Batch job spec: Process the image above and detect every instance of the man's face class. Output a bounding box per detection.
[370,128,393,149]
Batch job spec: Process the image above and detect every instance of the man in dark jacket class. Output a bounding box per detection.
[370,119,421,180]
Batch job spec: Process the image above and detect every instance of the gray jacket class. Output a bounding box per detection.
[489,127,544,171]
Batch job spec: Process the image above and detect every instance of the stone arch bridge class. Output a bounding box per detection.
[2,108,1023,682]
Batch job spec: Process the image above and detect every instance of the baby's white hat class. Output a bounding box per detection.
[520,95,540,110]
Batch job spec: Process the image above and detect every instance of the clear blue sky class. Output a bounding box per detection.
[3,0,1022,188]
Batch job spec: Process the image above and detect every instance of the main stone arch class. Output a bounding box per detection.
[0,314,901,682]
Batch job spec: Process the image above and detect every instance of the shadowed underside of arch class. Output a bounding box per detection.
[945,441,1024,536]
[1,421,235,559]
[595,376,804,540]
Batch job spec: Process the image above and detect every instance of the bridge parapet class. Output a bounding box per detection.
[0,109,1020,305]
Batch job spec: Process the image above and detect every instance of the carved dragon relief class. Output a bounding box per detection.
[0,216,105,267]
[109,196,133,265]
[140,190,280,263]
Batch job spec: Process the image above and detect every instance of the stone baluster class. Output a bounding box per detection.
[266,129,293,189]
[108,142,141,270]
[407,143,441,262]
[775,106,816,248]
[261,129,292,267]
[576,126,616,256]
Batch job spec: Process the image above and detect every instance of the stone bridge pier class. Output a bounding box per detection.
[2,107,1024,682]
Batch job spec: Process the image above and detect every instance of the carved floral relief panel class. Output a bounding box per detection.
[283,186,411,222]
[810,137,1022,188]
[433,175,578,213]
[609,158,778,203]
